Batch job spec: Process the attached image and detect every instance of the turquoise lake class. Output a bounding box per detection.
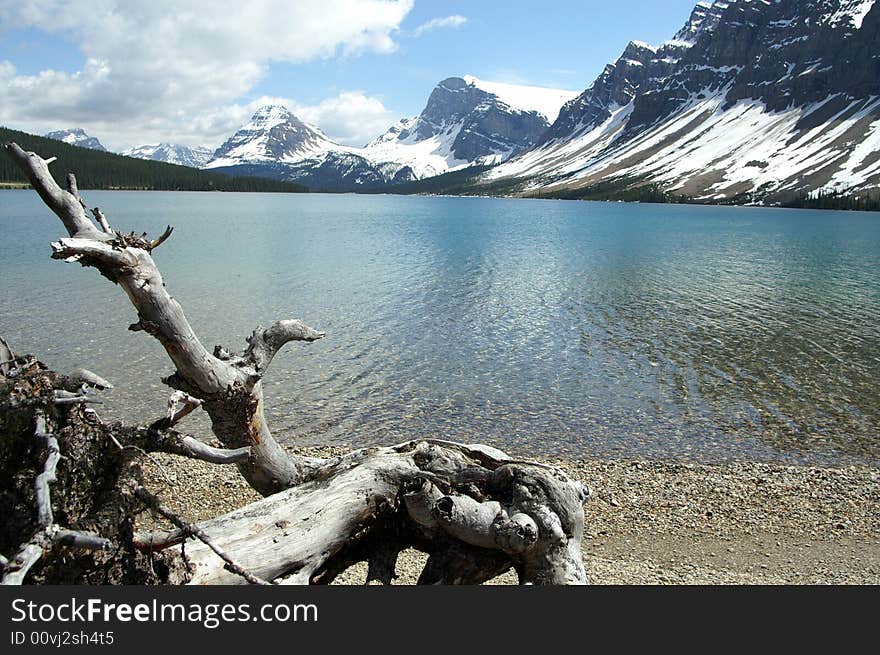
[1,190,878,465]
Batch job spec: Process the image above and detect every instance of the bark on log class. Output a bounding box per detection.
[4,142,592,585]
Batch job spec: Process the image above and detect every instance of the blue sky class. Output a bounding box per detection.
[0,1,702,150]
[251,1,702,113]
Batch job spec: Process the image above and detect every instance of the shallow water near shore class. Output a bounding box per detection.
[1,190,879,465]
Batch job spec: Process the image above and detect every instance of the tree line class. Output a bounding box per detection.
[782,189,880,212]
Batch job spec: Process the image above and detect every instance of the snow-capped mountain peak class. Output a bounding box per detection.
[365,116,418,148]
[359,76,578,180]
[205,105,346,170]
[44,128,107,152]
[122,143,213,168]
[241,105,297,131]
[669,0,728,46]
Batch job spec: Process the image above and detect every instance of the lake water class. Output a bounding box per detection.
[1,190,879,465]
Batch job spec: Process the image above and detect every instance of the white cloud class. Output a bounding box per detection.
[0,0,414,150]
[292,92,399,147]
[412,15,468,37]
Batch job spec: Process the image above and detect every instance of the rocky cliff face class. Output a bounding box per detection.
[485,0,880,203]
[402,76,551,161]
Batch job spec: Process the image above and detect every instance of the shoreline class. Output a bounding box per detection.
[141,444,880,585]
[3,184,878,213]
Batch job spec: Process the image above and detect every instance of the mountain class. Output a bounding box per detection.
[203,78,576,190]
[203,105,386,189]
[361,76,578,180]
[207,105,342,168]
[44,128,107,152]
[481,0,880,204]
[122,143,214,168]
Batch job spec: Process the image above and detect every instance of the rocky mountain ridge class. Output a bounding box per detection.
[122,143,213,168]
[202,77,576,190]
[482,0,880,203]
[44,128,107,152]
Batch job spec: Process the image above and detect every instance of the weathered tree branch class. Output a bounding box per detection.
[149,225,174,250]
[52,529,113,551]
[0,335,15,375]
[131,485,270,585]
[91,207,114,234]
[33,415,60,527]
[1,413,113,585]
[7,142,324,494]
[147,426,252,465]
[129,440,588,585]
[56,368,114,392]
[53,391,103,405]
[244,320,326,373]
[1,541,46,586]
[166,390,200,424]
[4,143,106,239]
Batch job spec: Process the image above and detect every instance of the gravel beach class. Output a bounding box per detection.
[141,444,880,585]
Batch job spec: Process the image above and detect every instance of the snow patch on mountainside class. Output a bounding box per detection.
[488,90,880,200]
[485,102,634,181]
[44,128,107,151]
[461,75,578,122]
[362,121,470,179]
[821,0,876,28]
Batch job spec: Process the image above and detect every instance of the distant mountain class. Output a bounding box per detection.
[203,105,386,189]
[1,126,307,193]
[207,105,341,168]
[361,76,578,180]
[44,128,107,152]
[122,143,214,168]
[481,0,880,204]
[202,78,577,190]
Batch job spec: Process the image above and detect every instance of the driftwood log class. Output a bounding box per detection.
[1,142,590,585]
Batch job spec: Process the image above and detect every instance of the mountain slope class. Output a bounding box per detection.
[44,128,107,152]
[123,143,213,168]
[482,0,880,203]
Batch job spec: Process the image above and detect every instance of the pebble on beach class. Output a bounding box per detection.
[140,444,880,585]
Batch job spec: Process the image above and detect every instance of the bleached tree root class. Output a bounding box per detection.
[3,141,593,585]
[132,440,589,585]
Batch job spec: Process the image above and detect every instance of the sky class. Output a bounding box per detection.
[0,0,703,151]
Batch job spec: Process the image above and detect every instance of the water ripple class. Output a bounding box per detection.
[2,192,879,465]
